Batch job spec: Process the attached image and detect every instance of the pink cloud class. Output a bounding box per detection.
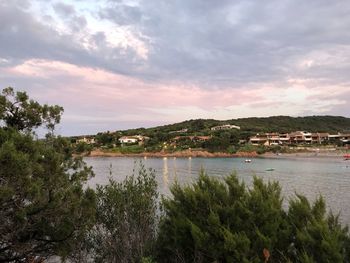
[2,59,349,135]
[6,59,262,110]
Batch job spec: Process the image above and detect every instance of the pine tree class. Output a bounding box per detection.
[0,87,96,262]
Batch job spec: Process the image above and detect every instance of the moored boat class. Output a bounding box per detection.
[344,154,350,160]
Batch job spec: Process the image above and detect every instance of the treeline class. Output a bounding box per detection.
[1,88,350,262]
[71,115,350,155]
[122,115,350,135]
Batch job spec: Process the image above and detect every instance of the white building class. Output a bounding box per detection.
[77,137,95,144]
[118,136,139,144]
[211,124,240,131]
[118,135,150,144]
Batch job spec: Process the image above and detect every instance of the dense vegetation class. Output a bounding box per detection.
[1,88,350,262]
[157,172,350,262]
[122,115,350,135]
[71,115,350,155]
[0,88,96,262]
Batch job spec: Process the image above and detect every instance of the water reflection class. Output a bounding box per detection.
[162,157,169,190]
[188,157,192,177]
[85,157,350,225]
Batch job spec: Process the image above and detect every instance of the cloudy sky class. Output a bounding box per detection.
[1,0,349,135]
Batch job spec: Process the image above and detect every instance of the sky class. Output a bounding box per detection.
[0,0,350,136]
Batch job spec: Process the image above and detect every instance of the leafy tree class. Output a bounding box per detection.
[0,88,96,262]
[0,87,63,132]
[88,164,159,263]
[95,131,115,146]
[74,142,93,154]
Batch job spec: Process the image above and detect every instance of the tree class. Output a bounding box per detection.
[88,164,159,263]
[0,87,63,132]
[0,87,96,262]
[156,172,350,262]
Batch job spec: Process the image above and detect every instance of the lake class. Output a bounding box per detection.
[84,156,350,225]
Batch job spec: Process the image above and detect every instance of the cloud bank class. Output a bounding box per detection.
[0,0,349,135]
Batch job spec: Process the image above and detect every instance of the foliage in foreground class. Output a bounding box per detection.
[1,87,350,263]
[87,165,159,263]
[156,172,350,263]
[0,87,96,262]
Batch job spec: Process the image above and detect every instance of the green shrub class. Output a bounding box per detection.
[156,172,350,262]
[88,165,159,262]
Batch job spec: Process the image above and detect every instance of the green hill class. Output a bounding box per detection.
[122,115,350,135]
[72,115,350,154]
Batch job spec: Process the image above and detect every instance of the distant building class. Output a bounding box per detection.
[289,131,312,144]
[171,136,211,142]
[77,137,95,144]
[169,128,188,134]
[248,131,350,146]
[340,134,350,145]
[211,124,240,131]
[119,136,138,144]
[118,135,150,145]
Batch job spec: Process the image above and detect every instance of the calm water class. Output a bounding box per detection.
[84,156,350,225]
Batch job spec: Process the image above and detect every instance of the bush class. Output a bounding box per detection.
[87,165,159,262]
[156,172,350,262]
[119,145,145,154]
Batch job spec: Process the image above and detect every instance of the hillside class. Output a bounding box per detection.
[122,115,350,135]
[72,115,350,155]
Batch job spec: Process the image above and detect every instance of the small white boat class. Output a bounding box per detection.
[245,159,252,163]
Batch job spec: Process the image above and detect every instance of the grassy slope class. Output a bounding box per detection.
[121,115,350,135]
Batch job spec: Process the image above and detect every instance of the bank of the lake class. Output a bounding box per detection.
[84,148,348,159]
[87,149,259,158]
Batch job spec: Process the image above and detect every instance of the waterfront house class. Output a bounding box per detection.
[311,133,329,144]
[249,131,347,146]
[290,131,312,144]
[250,133,269,146]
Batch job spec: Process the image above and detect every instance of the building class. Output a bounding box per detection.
[76,137,95,144]
[340,134,350,145]
[311,133,329,144]
[289,131,312,144]
[118,135,150,145]
[250,133,289,146]
[169,128,188,134]
[118,136,138,144]
[249,131,348,146]
[211,124,240,131]
[171,136,211,142]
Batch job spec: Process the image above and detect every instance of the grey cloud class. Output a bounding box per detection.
[98,4,142,25]
[136,0,350,84]
[2,0,350,87]
[0,2,144,75]
[53,2,76,17]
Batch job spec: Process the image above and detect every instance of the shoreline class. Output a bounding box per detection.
[85,149,258,158]
[83,149,349,159]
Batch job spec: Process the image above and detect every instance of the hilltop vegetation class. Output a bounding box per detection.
[123,116,350,135]
[72,116,350,155]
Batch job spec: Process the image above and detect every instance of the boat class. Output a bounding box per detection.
[265,168,275,171]
[344,154,350,160]
[245,159,252,163]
